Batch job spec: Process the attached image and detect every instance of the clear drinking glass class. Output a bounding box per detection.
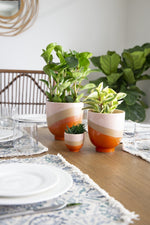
[0,106,15,147]
[13,121,39,155]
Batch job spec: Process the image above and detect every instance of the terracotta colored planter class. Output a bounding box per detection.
[46,101,83,140]
[88,110,125,153]
[64,132,85,152]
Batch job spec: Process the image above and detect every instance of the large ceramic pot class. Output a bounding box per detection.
[88,109,125,153]
[46,101,83,140]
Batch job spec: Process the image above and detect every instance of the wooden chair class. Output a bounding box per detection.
[0,69,49,114]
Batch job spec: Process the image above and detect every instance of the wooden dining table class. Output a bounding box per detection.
[30,127,149,225]
[2,126,149,225]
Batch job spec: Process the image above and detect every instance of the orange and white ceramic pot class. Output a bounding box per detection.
[46,101,83,140]
[88,109,125,153]
[64,132,85,152]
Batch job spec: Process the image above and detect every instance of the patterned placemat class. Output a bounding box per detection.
[122,141,150,163]
[0,154,139,225]
[122,120,150,163]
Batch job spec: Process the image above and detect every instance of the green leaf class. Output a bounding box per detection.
[100,53,120,75]
[58,82,71,92]
[131,51,146,70]
[80,83,96,90]
[144,48,150,57]
[75,93,84,102]
[41,43,56,64]
[79,52,93,59]
[46,42,57,50]
[56,51,65,64]
[107,73,122,85]
[123,68,135,84]
[116,92,127,100]
[124,90,138,105]
[142,43,150,49]
[45,91,52,101]
[122,52,134,69]
[129,86,146,96]
[90,56,101,68]
[43,65,57,78]
[118,102,145,122]
[52,96,62,102]
[40,79,49,88]
[54,45,63,53]
[78,57,90,69]
[85,91,99,99]
[65,56,78,68]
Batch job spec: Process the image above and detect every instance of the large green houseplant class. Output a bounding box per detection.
[41,42,95,102]
[90,43,150,122]
[83,82,126,153]
[41,42,95,140]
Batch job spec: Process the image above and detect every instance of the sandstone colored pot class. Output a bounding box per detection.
[46,101,83,140]
[88,109,125,153]
[64,132,85,152]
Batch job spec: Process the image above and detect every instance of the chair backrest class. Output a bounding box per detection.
[0,69,49,114]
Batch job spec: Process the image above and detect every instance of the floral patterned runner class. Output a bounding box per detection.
[0,154,138,225]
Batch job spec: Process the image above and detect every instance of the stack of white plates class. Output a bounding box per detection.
[13,114,47,124]
[0,163,73,205]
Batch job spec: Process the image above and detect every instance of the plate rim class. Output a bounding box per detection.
[0,128,13,140]
[0,129,23,143]
[0,163,59,197]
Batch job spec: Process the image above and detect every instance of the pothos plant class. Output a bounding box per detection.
[90,43,150,122]
[41,42,95,103]
[83,82,126,113]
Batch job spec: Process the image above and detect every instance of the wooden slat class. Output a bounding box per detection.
[0,69,49,114]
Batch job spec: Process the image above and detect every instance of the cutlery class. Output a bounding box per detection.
[0,203,81,219]
[0,143,13,148]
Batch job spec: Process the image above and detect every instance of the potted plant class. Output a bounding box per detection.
[83,82,126,153]
[41,42,95,140]
[90,43,150,122]
[64,124,86,152]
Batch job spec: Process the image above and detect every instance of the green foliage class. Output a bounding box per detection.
[41,42,95,103]
[65,124,86,134]
[83,82,126,113]
[90,43,150,122]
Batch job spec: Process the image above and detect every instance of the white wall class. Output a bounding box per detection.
[126,0,150,106]
[0,0,127,71]
[126,0,150,48]
[0,0,150,105]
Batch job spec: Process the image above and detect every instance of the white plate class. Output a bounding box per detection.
[13,114,46,124]
[0,129,23,143]
[0,164,58,197]
[0,129,13,140]
[0,164,72,205]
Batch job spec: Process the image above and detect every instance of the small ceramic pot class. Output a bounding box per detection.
[46,101,83,140]
[64,132,85,152]
[88,109,125,153]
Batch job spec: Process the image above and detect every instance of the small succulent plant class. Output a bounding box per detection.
[83,82,126,113]
[65,124,86,134]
